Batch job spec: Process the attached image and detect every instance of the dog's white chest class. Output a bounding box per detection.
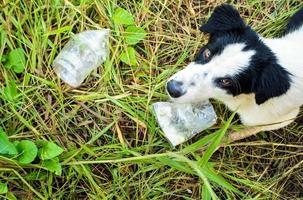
[223,93,300,128]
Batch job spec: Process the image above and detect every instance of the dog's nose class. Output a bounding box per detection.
[166,80,185,98]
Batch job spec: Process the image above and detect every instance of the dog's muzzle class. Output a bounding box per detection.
[166,80,186,98]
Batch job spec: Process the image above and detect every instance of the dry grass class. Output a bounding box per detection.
[0,0,302,199]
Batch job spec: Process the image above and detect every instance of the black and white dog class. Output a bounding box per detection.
[167,4,303,131]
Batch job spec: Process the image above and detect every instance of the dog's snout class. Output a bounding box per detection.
[166,80,185,98]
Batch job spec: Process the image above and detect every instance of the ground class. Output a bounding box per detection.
[0,0,303,199]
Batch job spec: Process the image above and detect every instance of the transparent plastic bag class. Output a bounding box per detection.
[53,29,110,87]
[153,101,217,146]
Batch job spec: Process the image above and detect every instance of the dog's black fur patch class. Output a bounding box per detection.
[200,4,246,34]
[284,7,303,35]
[197,4,293,105]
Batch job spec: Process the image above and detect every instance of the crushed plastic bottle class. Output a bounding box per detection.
[153,101,217,146]
[53,29,110,87]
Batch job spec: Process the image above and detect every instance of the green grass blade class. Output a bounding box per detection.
[169,153,218,200]
[182,132,217,154]
[202,164,244,196]
[157,157,194,175]
[202,184,211,200]
[199,112,236,167]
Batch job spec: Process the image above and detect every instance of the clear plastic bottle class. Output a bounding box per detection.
[53,29,110,87]
[153,101,217,146]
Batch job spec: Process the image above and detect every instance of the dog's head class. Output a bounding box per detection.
[166,4,290,105]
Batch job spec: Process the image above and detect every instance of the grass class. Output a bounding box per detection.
[0,0,303,199]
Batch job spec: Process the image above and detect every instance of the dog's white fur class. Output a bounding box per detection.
[168,25,303,130]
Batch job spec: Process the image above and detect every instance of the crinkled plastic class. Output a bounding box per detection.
[53,29,110,87]
[153,101,217,146]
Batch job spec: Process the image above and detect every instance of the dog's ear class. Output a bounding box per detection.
[200,4,246,34]
[253,64,291,105]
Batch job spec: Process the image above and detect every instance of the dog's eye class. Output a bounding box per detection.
[219,78,232,86]
[203,49,211,61]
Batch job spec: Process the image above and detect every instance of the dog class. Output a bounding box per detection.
[166,4,303,131]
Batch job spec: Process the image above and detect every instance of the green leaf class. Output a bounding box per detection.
[199,112,236,167]
[41,157,62,176]
[202,184,211,200]
[124,26,147,45]
[157,157,194,174]
[170,153,218,200]
[13,64,26,73]
[223,173,264,196]
[37,141,64,160]
[181,132,216,154]
[4,48,26,73]
[112,8,135,25]
[6,192,17,200]
[1,55,7,63]
[0,28,7,54]
[24,171,48,181]
[12,141,19,146]
[46,26,72,36]
[120,47,137,66]
[0,128,18,155]
[0,182,8,194]
[202,164,244,196]
[16,140,38,164]
[3,80,18,102]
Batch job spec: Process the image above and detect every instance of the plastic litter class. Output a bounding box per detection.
[153,101,217,146]
[53,29,110,87]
